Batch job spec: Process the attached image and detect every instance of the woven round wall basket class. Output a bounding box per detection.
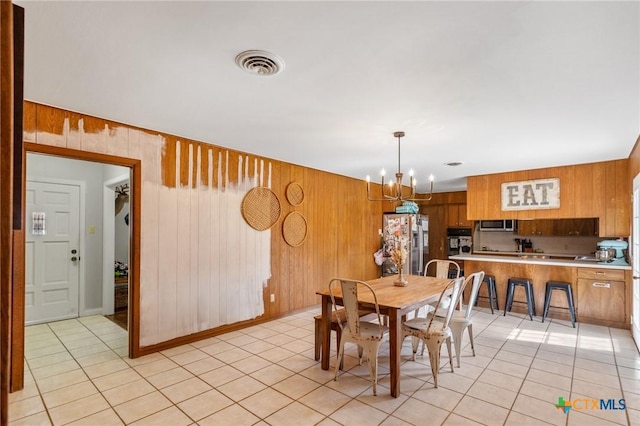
[285,181,304,206]
[241,187,281,231]
[283,211,308,247]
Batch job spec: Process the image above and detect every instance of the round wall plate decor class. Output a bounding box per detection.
[283,211,308,247]
[241,187,281,231]
[286,181,304,206]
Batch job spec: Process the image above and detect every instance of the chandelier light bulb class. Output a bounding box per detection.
[366,175,370,182]
[365,131,434,202]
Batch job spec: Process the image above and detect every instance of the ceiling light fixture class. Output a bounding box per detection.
[366,131,434,202]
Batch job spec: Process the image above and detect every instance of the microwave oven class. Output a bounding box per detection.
[479,219,516,231]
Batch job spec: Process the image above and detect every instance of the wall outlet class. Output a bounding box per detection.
[270,294,275,303]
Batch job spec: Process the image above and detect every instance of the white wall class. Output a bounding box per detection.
[27,120,273,348]
[113,181,130,266]
[27,153,128,314]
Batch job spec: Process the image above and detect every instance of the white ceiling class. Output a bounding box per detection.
[15,1,640,193]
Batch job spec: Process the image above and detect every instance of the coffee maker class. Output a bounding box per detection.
[596,240,628,265]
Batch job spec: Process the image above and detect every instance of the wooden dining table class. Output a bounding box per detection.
[316,274,452,398]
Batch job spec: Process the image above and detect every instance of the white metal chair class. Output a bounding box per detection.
[329,278,388,396]
[401,277,465,388]
[417,259,461,317]
[449,271,485,367]
[424,259,461,280]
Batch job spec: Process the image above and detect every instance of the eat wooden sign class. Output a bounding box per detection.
[501,178,560,211]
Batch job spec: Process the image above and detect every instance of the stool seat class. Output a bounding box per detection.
[475,274,499,314]
[504,277,536,320]
[542,281,576,327]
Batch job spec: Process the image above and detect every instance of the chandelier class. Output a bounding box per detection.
[366,131,434,202]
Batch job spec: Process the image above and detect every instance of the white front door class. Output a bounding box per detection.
[632,174,640,346]
[25,180,81,325]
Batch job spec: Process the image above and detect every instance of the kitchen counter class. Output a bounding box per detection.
[450,253,631,270]
[458,254,632,329]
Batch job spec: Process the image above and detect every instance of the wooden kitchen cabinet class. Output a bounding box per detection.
[447,204,472,228]
[553,218,598,236]
[421,204,447,261]
[517,218,597,236]
[577,268,626,326]
[465,159,629,237]
[517,219,553,236]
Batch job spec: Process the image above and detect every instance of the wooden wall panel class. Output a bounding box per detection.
[20,101,397,353]
[22,100,34,142]
[35,104,66,147]
[466,160,630,236]
[629,136,640,179]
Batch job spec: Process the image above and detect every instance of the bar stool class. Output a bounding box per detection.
[475,274,499,314]
[504,277,536,320]
[542,281,576,328]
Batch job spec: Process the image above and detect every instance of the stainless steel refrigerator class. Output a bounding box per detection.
[381,213,429,277]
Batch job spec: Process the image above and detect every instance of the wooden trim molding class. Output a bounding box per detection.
[0,1,15,421]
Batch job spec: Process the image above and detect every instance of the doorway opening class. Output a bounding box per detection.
[103,174,131,331]
[26,153,130,330]
[13,142,142,397]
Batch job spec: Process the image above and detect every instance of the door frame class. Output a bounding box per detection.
[632,173,640,348]
[11,142,142,392]
[103,173,130,316]
[25,176,85,322]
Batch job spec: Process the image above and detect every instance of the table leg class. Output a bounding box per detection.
[321,295,331,370]
[388,308,401,398]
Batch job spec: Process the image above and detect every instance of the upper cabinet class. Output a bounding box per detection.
[517,218,598,237]
[447,204,472,228]
[553,218,598,236]
[467,160,629,237]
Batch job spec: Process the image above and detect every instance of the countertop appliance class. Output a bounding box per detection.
[596,240,628,265]
[447,227,472,256]
[382,213,429,276]
[479,219,515,232]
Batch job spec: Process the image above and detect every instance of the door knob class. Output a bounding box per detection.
[71,256,78,261]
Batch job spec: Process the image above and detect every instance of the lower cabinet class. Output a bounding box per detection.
[463,260,630,328]
[577,268,626,326]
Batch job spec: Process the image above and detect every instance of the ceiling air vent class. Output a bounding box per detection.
[235,50,285,76]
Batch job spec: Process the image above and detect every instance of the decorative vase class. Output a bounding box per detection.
[394,263,408,287]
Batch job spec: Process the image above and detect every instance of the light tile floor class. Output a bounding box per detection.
[8,307,640,425]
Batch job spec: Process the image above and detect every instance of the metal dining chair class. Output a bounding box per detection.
[449,271,485,367]
[329,278,388,396]
[401,277,465,388]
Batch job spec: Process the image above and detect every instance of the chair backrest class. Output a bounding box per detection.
[428,276,465,331]
[328,278,384,337]
[463,271,485,320]
[424,259,460,279]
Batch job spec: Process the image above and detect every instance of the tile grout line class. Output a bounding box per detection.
[610,326,632,426]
